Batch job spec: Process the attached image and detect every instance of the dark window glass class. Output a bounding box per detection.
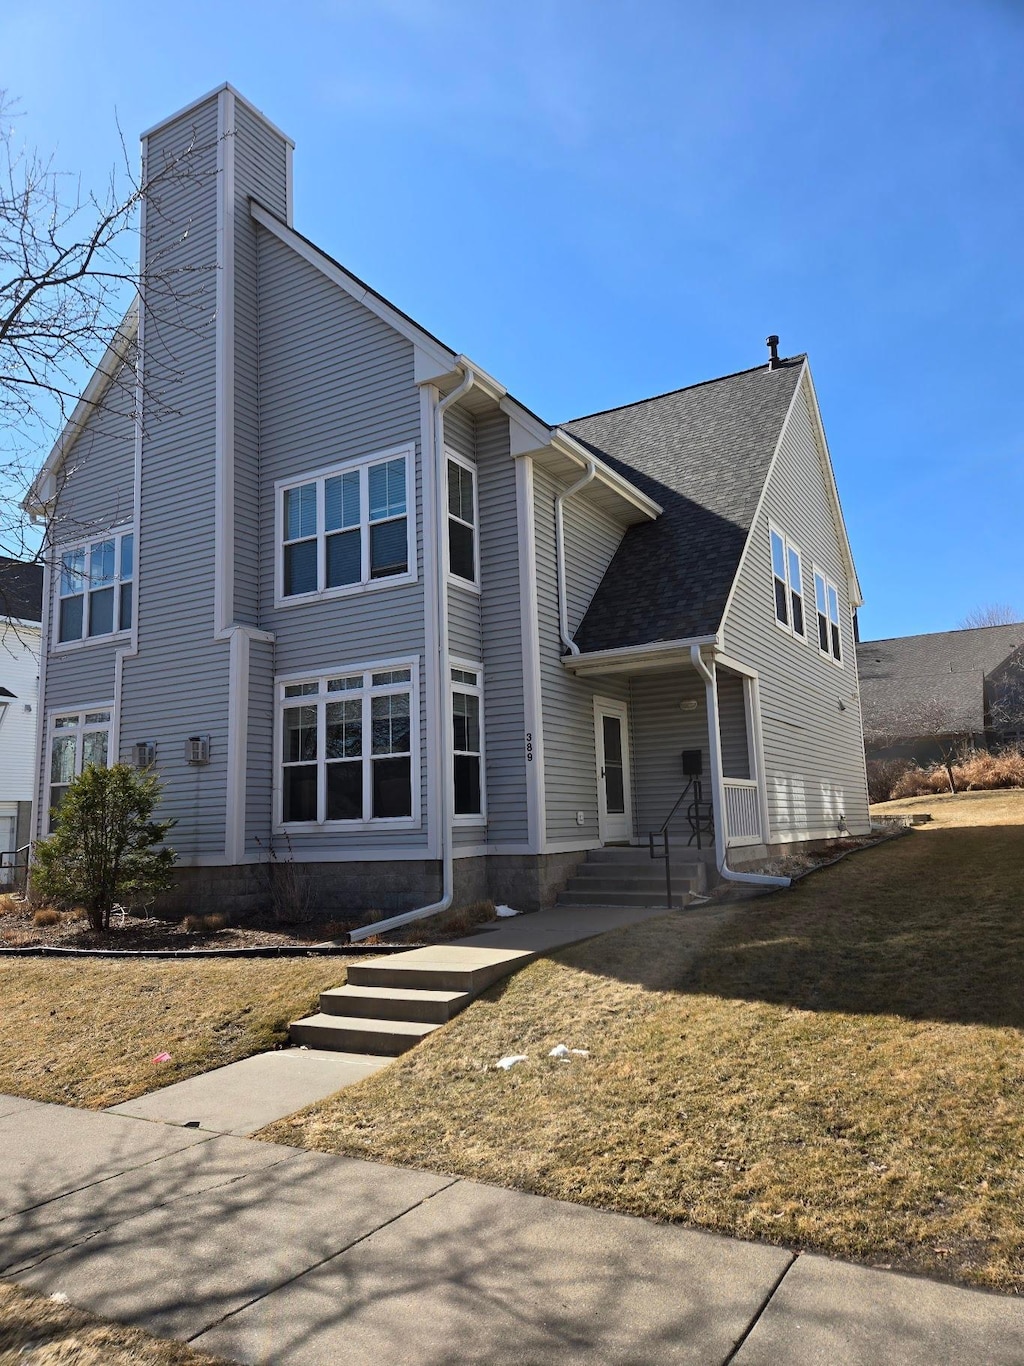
[326,529,360,587]
[370,518,407,578]
[602,715,625,814]
[326,761,362,820]
[454,754,481,815]
[449,519,475,582]
[447,461,474,523]
[817,613,829,653]
[283,765,317,822]
[373,756,411,817]
[59,596,83,642]
[791,592,804,638]
[831,623,842,662]
[89,586,115,636]
[773,578,788,625]
[284,705,317,762]
[119,582,133,631]
[285,539,318,596]
[371,693,410,755]
[326,700,362,759]
[120,534,134,578]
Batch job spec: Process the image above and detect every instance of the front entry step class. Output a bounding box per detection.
[555,846,707,910]
[289,944,537,1057]
[557,888,690,909]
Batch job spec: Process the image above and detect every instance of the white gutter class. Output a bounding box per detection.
[554,460,597,656]
[690,644,790,889]
[349,364,477,942]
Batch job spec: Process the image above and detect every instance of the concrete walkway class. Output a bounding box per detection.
[1,1094,1022,1364]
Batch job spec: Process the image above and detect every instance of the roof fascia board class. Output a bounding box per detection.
[551,430,662,519]
[142,82,295,147]
[25,303,139,516]
[801,359,863,607]
[251,201,455,374]
[717,364,814,630]
[563,634,719,675]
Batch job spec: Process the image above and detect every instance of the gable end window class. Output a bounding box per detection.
[277,662,418,826]
[769,525,805,640]
[446,454,478,587]
[57,531,134,644]
[277,446,415,605]
[813,568,843,664]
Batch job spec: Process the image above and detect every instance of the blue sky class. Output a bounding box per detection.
[3,0,1022,639]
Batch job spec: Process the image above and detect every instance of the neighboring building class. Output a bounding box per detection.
[0,558,43,887]
[24,85,870,919]
[857,623,1024,766]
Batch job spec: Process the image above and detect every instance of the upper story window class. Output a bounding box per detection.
[48,708,111,828]
[451,665,484,820]
[813,567,843,664]
[277,444,415,606]
[57,531,133,644]
[277,660,418,826]
[446,453,478,587]
[769,524,805,639]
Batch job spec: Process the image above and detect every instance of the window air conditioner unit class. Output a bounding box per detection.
[186,736,211,766]
[132,741,156,769]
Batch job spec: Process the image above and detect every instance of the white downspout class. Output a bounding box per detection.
[555,459,597,655]
[690,644,790,889]
[349,365,476,942]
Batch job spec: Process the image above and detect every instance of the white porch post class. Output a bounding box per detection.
[742,673,772,847]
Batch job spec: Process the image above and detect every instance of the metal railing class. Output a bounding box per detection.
[647,778,714,909]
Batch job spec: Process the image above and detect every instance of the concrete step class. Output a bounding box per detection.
[320,984,471,1024]
[584,847,706,869]
[568,871,700,893]
[348,946,535,995]
[290,1013,439,1056]
[556,889,689,909]
[573,860,701,881]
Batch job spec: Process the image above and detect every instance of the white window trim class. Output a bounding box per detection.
[768,521,806,642]
[273,655,421,831]
[444,446,481,595]
[812,563,844,668]
[45,703,114,831]
[450,656,486,826]
[52,526,134,653]
[274,442,417,610]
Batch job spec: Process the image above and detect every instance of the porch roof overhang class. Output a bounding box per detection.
[561,635,720,677]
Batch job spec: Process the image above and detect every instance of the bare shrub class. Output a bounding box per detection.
[886,746,1024,801]
[890,766,947,800]
[398,900,497,941]
[866,758,912,804]
[182,912,227,934]
[256,833,317,924]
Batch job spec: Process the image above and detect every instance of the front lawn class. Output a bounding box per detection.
[263,792,1024,1293]
[0,958,350,1109]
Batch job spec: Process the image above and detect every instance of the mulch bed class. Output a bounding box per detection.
[0,905,362,951]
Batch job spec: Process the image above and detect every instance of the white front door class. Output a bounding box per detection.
[594,698,632,844]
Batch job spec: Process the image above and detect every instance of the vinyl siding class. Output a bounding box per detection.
[119,98,229,860]
[717,671,750,779]
[563,497,624,637]
[628,668,709,843]
[534,467,629,844]
[722,375,870,839]
[0,624,41,803]
[255,225,427,854]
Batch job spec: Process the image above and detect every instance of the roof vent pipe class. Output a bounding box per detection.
[766,335,781,370]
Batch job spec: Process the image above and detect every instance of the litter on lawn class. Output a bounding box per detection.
[151,1051,172,1064]
[495,1054,528,1069]
[549,1044,589,1060]
[495,905,521,918]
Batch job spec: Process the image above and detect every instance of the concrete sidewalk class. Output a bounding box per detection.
[2,1094,1022,1365]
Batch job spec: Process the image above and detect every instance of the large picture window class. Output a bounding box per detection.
[48,708,112,829]
[278,662,417,825]
[451,665,484,820]
[447,454,478,586]
[769,524,805,640]
[57,531,134,644]
[277,445,415,604]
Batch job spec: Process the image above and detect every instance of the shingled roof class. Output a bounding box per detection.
[856,623,1024,741]
[562,356,805,653]
[0,557,43,624]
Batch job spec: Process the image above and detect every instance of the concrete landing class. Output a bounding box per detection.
[107,1048,387,1136]
[451,901,676,952]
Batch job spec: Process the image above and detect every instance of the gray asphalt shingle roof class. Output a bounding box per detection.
[856,624,1024,740]
[562,357,805,653]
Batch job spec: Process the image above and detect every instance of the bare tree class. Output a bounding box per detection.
[958,603,1019,629]
[0,91,216,607]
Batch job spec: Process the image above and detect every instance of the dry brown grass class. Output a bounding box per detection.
[181,912,227,934]
[0,1279,228,1364]
[263,791,1024,1293]
[879,746,1024,801]
[31,908,60,928]
[0,957,351,1109]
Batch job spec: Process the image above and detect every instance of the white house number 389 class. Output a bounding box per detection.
[525,732,534,762]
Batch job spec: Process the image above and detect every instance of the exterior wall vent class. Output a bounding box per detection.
[131,741,156,769]
[186,735,211,766]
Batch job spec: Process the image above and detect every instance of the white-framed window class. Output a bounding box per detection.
[275,444,416,606]
[769,523,805,639]
[276,658,419,827]
[446,450,479,589]
[47,707,113,829]
[56,530,134,645]
[813,567,843,664]
[451,662,485,822]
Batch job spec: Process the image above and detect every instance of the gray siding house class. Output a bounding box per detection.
[26,86,870,922]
